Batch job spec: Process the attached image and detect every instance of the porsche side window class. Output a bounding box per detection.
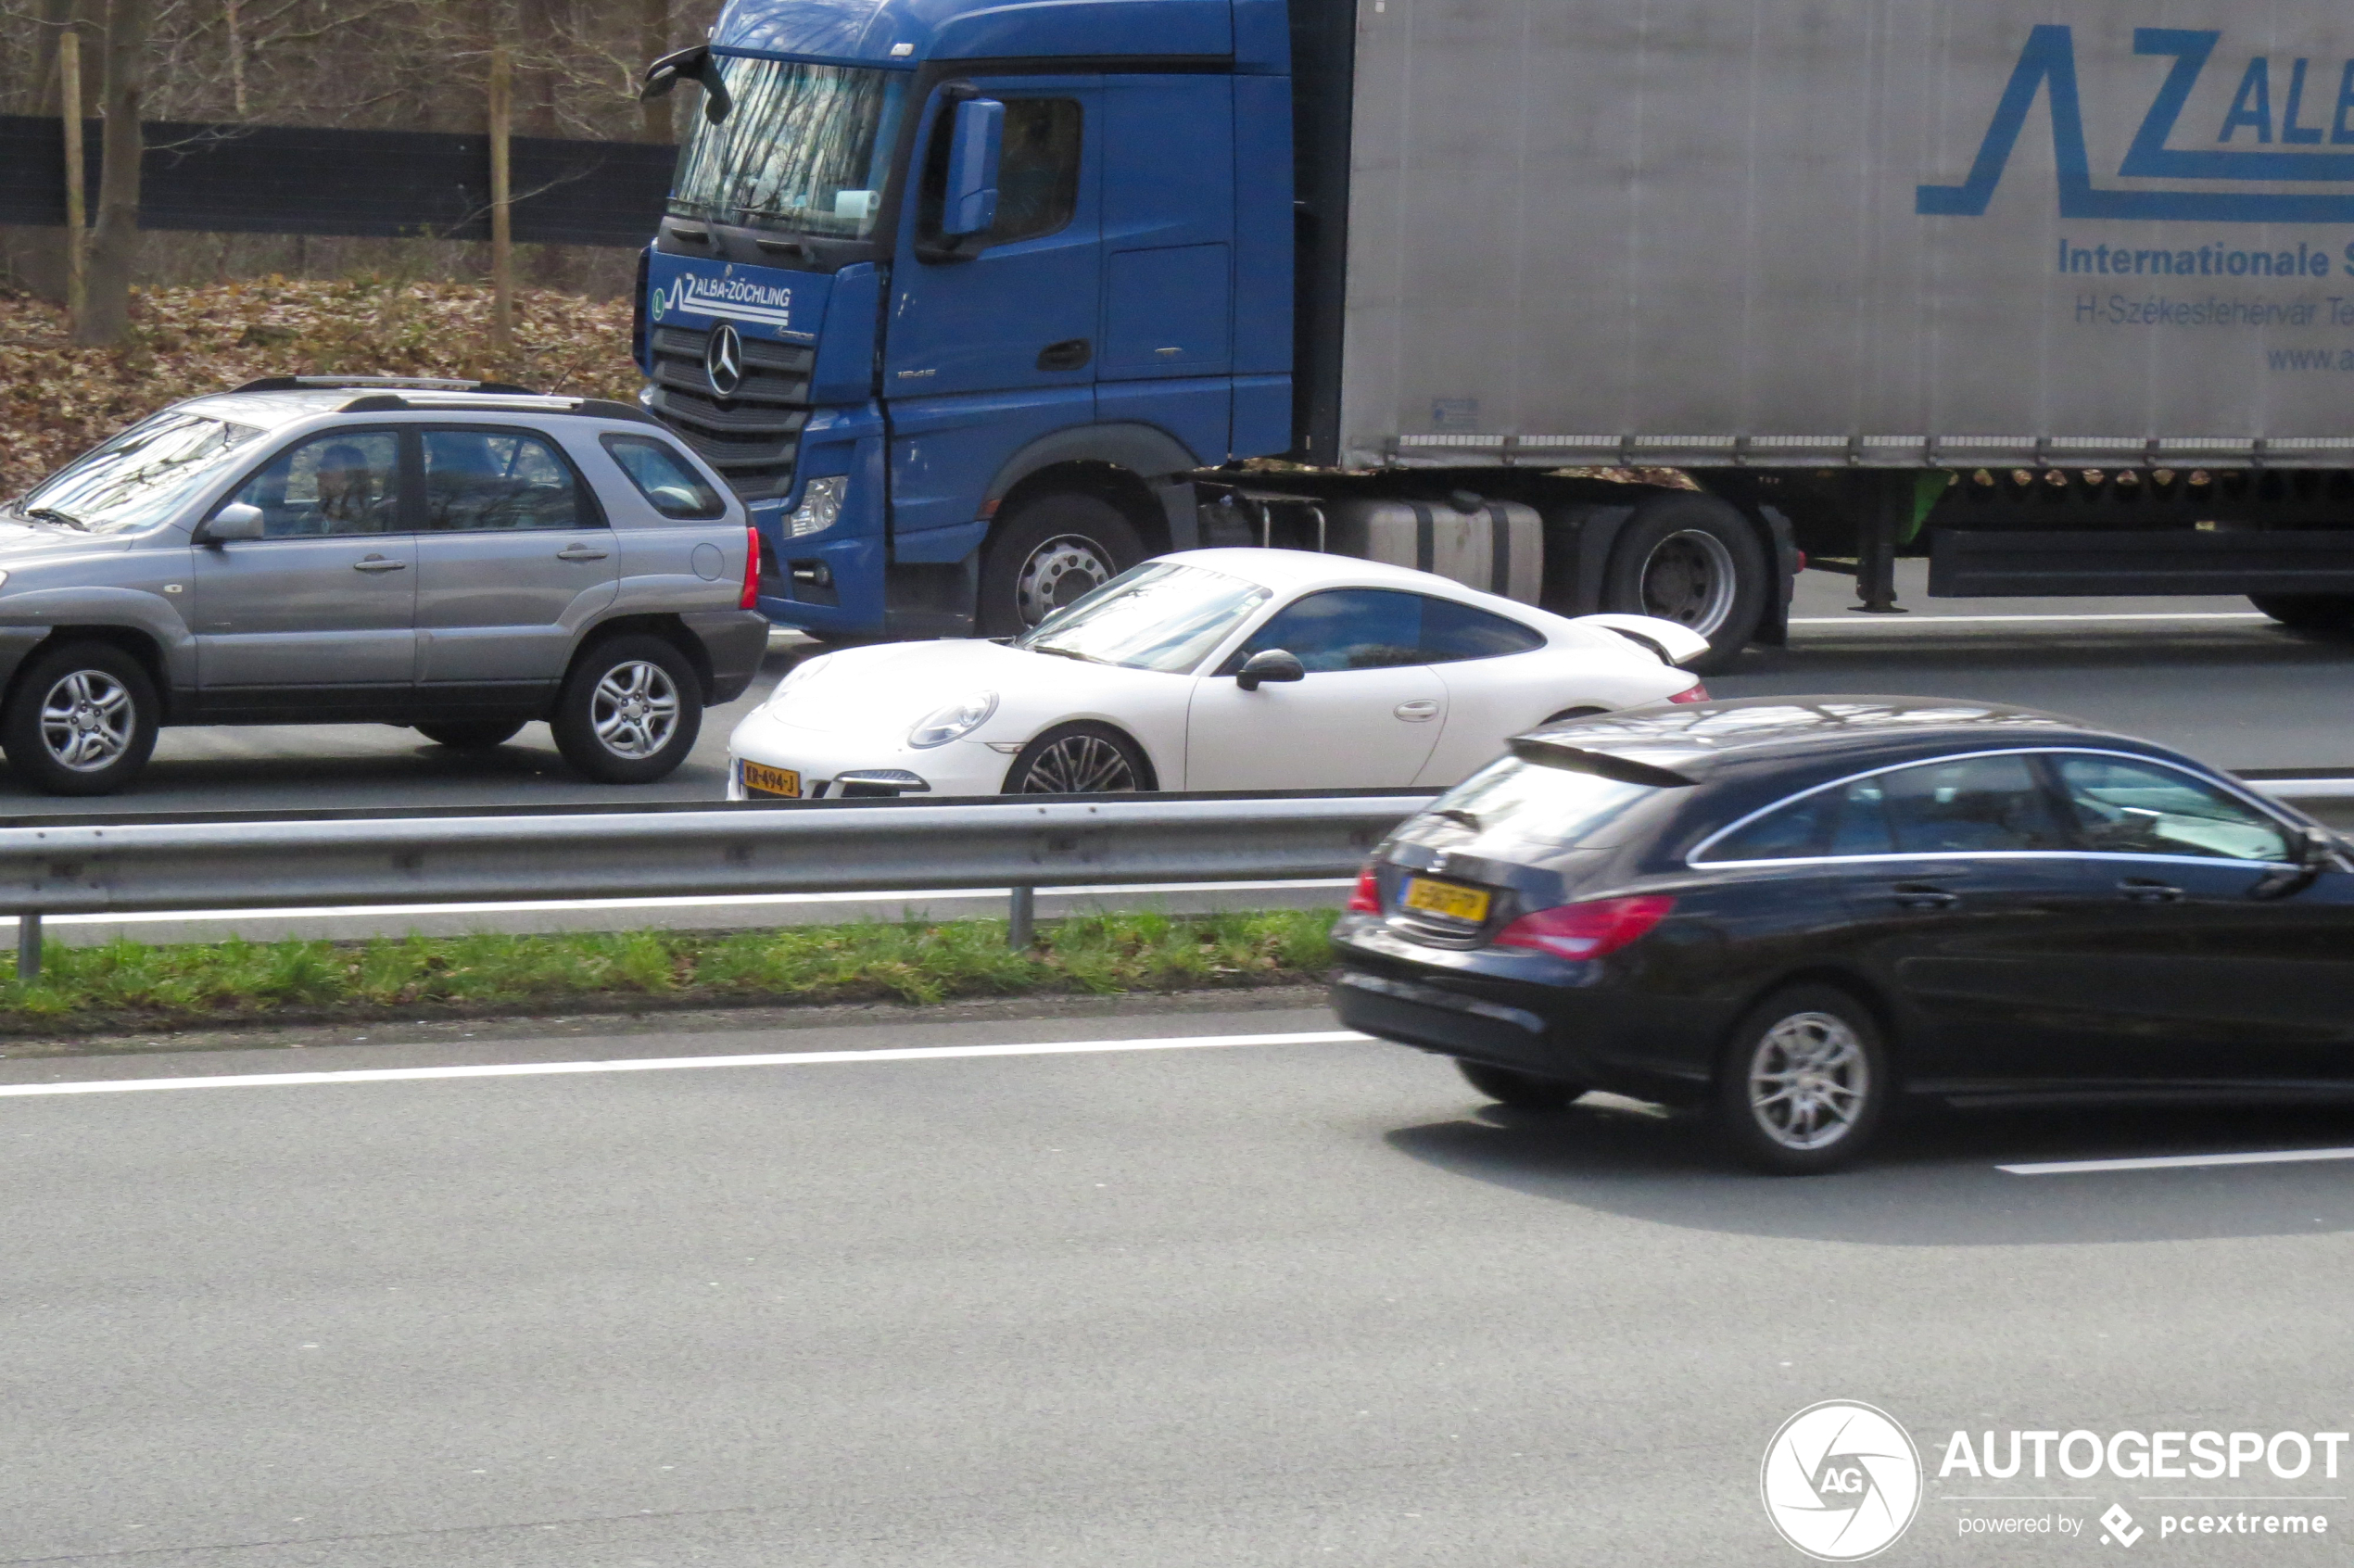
[1232,588,1426,672]
[1416,596,1545,663]
[2055,754,2289,863]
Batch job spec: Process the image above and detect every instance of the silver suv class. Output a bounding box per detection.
[0,376,768,794]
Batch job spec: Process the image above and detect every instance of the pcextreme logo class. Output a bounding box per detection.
[1761,1401,1925,1561]
[1919,26,2354,222]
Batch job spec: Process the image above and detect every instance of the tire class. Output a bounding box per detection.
[1601,492,1769,674]
[1001,721,1155,794]
[0,640,160,796]
[2249,593,2354,636]
[415,720,526,751]
[978,492,1145,637]
[551,634,703,784]
[1457,1058,1588,1110]
[1712,982,1891,1174]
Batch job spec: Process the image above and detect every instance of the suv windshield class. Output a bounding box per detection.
[668,56,909,239]
[1017,563,1272,674]
[11,410,267,535]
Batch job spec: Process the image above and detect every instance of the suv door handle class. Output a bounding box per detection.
[1394,699,1440,721]
[1892,884,1959,910]
[351,555,407,573]
[555,544,611,562]
[2119,878,2183,903]
[1036,338,1092,372]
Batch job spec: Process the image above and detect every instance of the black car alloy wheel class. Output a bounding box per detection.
[1715,983,1890,1174]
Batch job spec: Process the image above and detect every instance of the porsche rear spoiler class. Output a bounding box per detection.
[1572,613,1712,668]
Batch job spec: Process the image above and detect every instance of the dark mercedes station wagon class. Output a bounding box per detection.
[1331,698,2354,1172]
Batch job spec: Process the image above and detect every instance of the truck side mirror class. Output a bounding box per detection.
[941,97,1004,237]
[640,44,731,123]
[1235,649,1305,691]
[196,502,264,544]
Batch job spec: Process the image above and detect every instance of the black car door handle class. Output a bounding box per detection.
[1036,338,1092,372]
[1892,884,1959,910]
[2119,878,2183,903]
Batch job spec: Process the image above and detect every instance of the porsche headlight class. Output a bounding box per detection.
[909,689,997,749]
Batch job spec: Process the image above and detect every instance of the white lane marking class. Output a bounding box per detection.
[0,1031,1369,1099]
[1790,611,2267,626]
[2000,1146,2354,1175]
[0,879,1352,929]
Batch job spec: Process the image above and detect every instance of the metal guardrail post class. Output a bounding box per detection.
[17,912,41,981]
[1007,885,1034,949]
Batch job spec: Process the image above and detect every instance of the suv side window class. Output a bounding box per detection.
[1870,753,2069,854]
[224,430,400,537]
[601,435,726,519]
[1417,596,1545,663]
[421,429,594,532]
[2055,753,2290,863]
[920,95,1082,248]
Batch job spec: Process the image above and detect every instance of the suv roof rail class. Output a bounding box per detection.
[229,375,542,396]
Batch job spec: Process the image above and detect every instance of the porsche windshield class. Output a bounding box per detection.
[668,56,909,239]
[11,410,267,535]
[1017,563,1272,674]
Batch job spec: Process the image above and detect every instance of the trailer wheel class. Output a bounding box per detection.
[978,493,1145,637]
[1601,493,1768,673]
[2249,593,2354,637]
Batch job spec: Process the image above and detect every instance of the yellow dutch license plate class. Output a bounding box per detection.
[1402,877,1490,923]
[741,761,802,799]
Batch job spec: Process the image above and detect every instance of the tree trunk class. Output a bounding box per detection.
[638,0,669,142]
[76,0,147,347]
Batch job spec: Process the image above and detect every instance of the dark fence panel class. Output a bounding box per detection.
[0,118,675,247]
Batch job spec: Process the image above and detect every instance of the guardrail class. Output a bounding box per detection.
[0,776,2339,979]
[0,792,1437,978]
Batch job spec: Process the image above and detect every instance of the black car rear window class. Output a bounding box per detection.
[1426,755,1662,846]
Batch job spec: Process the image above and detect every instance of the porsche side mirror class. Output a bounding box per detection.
[196,502,263,544]
[1235,649,1305,691]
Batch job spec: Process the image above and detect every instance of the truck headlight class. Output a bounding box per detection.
[909,690,997,749]
[789,475,847,537]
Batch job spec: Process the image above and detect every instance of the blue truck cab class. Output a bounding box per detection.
[634,0,1299,640]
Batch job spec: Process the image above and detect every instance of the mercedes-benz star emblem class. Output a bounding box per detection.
[705,322,745,397]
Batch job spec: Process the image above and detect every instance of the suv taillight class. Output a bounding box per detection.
[1493,895,1675,960]
[740,526,761,611]
[1347,864,1381,913]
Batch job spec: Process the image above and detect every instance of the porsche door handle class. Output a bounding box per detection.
[1394,700,1441,722]
[351,555,408,572]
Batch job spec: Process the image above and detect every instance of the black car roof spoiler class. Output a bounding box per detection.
[1509,736,1702,788]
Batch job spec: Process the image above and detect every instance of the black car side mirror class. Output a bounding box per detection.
[2252,825,2342,900]
[1235,649,1305,691]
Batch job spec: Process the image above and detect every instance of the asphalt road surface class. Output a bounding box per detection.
[0,565,2340,818]
[6,1005,2354,1565]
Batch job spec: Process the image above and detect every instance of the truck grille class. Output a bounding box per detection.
[646,323,814,502]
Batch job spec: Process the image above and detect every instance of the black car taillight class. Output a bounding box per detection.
[1493,895,1676,959]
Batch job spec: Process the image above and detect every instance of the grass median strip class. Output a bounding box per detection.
[0,910,1340,1036]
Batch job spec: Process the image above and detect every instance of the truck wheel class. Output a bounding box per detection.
[0,640,160,796]
[2249,593,2354,636]
[1001,722,1155,793]
[551,634,703,784]
[1601,493,1768,673]
[978,493,1144,637]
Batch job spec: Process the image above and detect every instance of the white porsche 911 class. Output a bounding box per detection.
[726,549,1712,799]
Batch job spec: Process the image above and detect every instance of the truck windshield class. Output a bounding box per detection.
[1018,563,1272,674]
[10,410,267,535]
[668,56,909,240]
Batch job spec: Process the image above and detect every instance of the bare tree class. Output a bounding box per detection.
[637,0,667,141]
[76,0,147,344]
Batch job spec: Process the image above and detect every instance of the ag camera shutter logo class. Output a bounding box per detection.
[1762,1401,1923,1561]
